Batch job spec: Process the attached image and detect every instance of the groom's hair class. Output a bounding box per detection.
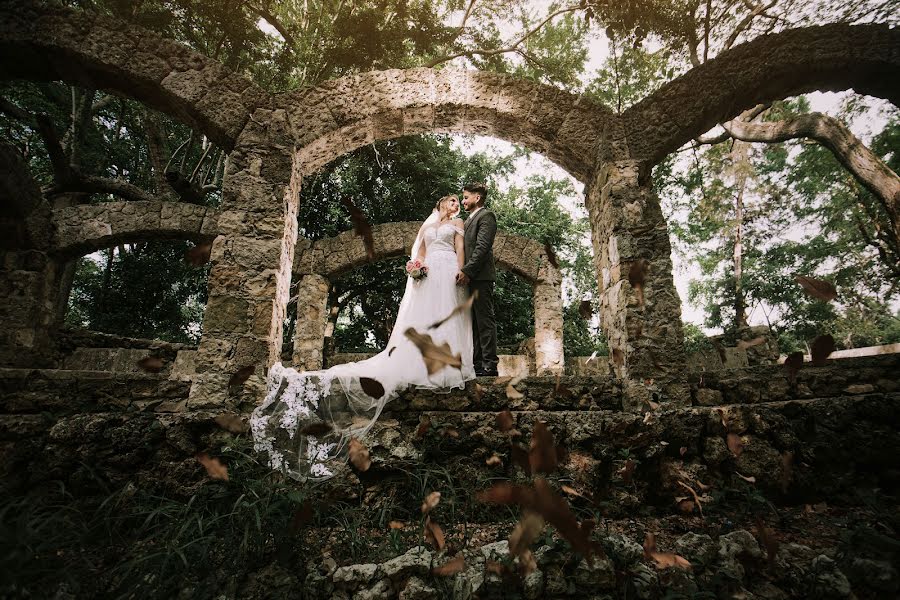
[463,182,488,206]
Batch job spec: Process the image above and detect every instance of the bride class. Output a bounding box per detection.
[250,195,476,481]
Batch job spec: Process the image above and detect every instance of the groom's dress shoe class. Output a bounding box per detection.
[480,369,499,377]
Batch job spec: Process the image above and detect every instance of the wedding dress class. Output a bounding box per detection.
[250,215,475,481]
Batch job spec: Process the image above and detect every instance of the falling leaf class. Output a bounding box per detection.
[519,549,538,576]
[496,410,515,432]
[679,446,688,457]
[424,517,446,550]
[529,421,558,475]
[348,438,371,472]
[341,197,376,259]
[299,422,333,437]
[443,428,460,439]
[544,243,559,269]
[389,521,405,530]
[783,351,804,383]
[585,351,598,363]
[486,454,502,466]
[405,328,462,374]
[578,299,593,320]
[754,516,779,569]
[510,444,532,475]
[628,259,650,307]
[214,413,248,434]
[429,291,478,329]
[676,480,705,517]
[509,511,545,556]
[737,336,766,350]
[136,356,166,373]
[794,275,837,301]
[421,491,441,514]
[359,377,385,398]
[553,375,573,398]
[612,348,624,367]
[388,346,396,357]
[726,433,744,457]
[617,459,636,484]
[810,334,835,366]
[506,380,524,400]
[676,498,695,514]
[184,241,213,266]
[643,533,692,570]
[414,416,431,440]
[485,560,507,575]
[432,554,465,576]
[288,501,313,534]
[473,382,485,401]
[736,472,756,483]
[228,365,255,387]
[195,453,228,481]
[494,376,512,386]
[780,451,794,493]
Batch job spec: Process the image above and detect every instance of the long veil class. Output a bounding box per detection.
[250,210,443,482]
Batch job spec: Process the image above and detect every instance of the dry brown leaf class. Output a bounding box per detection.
[341,197,376,259]
[429,291,478,330]
[628,259,651,307]
[736,472,756,483]
[348,437,371,472]
[298,422,333,437]
[485,560,507,575]
[359,377,385,398]
[496,410,515,432]
[677,499,696,514]
[414,416,431,440]
[228,365,255,387]
[736,336,766,350]
[486,454,503,466]
[643,533,692,570]
[519,549,538,576]
[423,517,446,551]
[389,520,405,530]
[794,275,838,301]
[195,452,228,481]
[473,382,484,401]
[726,433,744,457]
[784,351,804,384]
[754,516,779,569]
[421,491,441,514]
[679,446,688,457]
[508,511,545,556]
[578,299,593,320]
[432,554,465,576]
[184,241,213,266]
[213,413,248,434]
[443,428,460,439]
[529,421,558,475]
[810,334,835,366]
[510,444,532,475]
[618,459,636,484]
[136,356,166,373]
[676,480,705,517]
[405,328,462,374]
[505,382,524,400]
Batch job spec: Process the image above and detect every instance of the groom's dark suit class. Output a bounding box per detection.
[462,206,499,374]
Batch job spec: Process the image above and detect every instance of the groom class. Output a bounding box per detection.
[456,182,499,377]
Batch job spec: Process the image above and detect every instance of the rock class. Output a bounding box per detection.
[451,552,485,600]
[630,563,659,599]
[523,569,544,600]
[479,540,509,562]
[353,578,393,600]
[605,533,645,565]
[809,555,852,599]
[748,581,789,599]
[574,556,616,589]
[703,435,731,465]
[674,533,718,567]
[844,384,874,394]
[543,564,570,596]
[774,542,818,587]
[845,557,899,593]
[238,563,301,600]
[717,529,762,583]
[398,576,437,600]
[695,388,723,406]
[332,564,379,590]
[380,546,432,580]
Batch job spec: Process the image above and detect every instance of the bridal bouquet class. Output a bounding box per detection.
[406,259,428,280]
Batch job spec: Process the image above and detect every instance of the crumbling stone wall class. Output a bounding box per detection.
[292,222,565,374]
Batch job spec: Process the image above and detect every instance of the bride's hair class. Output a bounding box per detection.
[435,194,460,218]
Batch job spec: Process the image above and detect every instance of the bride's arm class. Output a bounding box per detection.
[415,223,427,261]
[453,219,465,270]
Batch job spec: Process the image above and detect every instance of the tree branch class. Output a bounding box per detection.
[248,3,297,49]
[722,0,778,52]
[694,103,769,145]
[46,173,158,203]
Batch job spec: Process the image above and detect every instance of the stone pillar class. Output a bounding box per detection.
[188,108,299,408]
[291,273,330,370]
[585,159,688,408]
[533,263,564,375]
[0,143,59,368]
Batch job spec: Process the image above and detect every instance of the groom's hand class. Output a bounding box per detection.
[456,271,470,286]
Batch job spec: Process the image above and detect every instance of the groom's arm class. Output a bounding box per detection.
[461,212,497,279]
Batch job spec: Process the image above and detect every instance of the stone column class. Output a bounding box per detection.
[0,144,59,368]
[188,108,299,408]
[533,263,564,375]
[291,273,330,370]
[585,159,688,408]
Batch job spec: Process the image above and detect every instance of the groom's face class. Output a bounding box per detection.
[462,190,480,211]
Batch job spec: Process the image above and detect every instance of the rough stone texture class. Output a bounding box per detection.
[0,0,271,150]
[293,222,564,375]
[621,23,900,165]
[585,160,686,401]
[279,69,614,183]
[50,201,219,258]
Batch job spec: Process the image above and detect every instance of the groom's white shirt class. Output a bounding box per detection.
[467,206,483,221]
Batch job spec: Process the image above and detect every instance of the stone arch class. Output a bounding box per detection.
[277,69,614,183]
[0,0,269,150]
[50,202,220,258]
[291,222,564,375]
[621,23,900,166]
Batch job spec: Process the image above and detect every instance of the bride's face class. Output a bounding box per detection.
[442,197,460,217]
